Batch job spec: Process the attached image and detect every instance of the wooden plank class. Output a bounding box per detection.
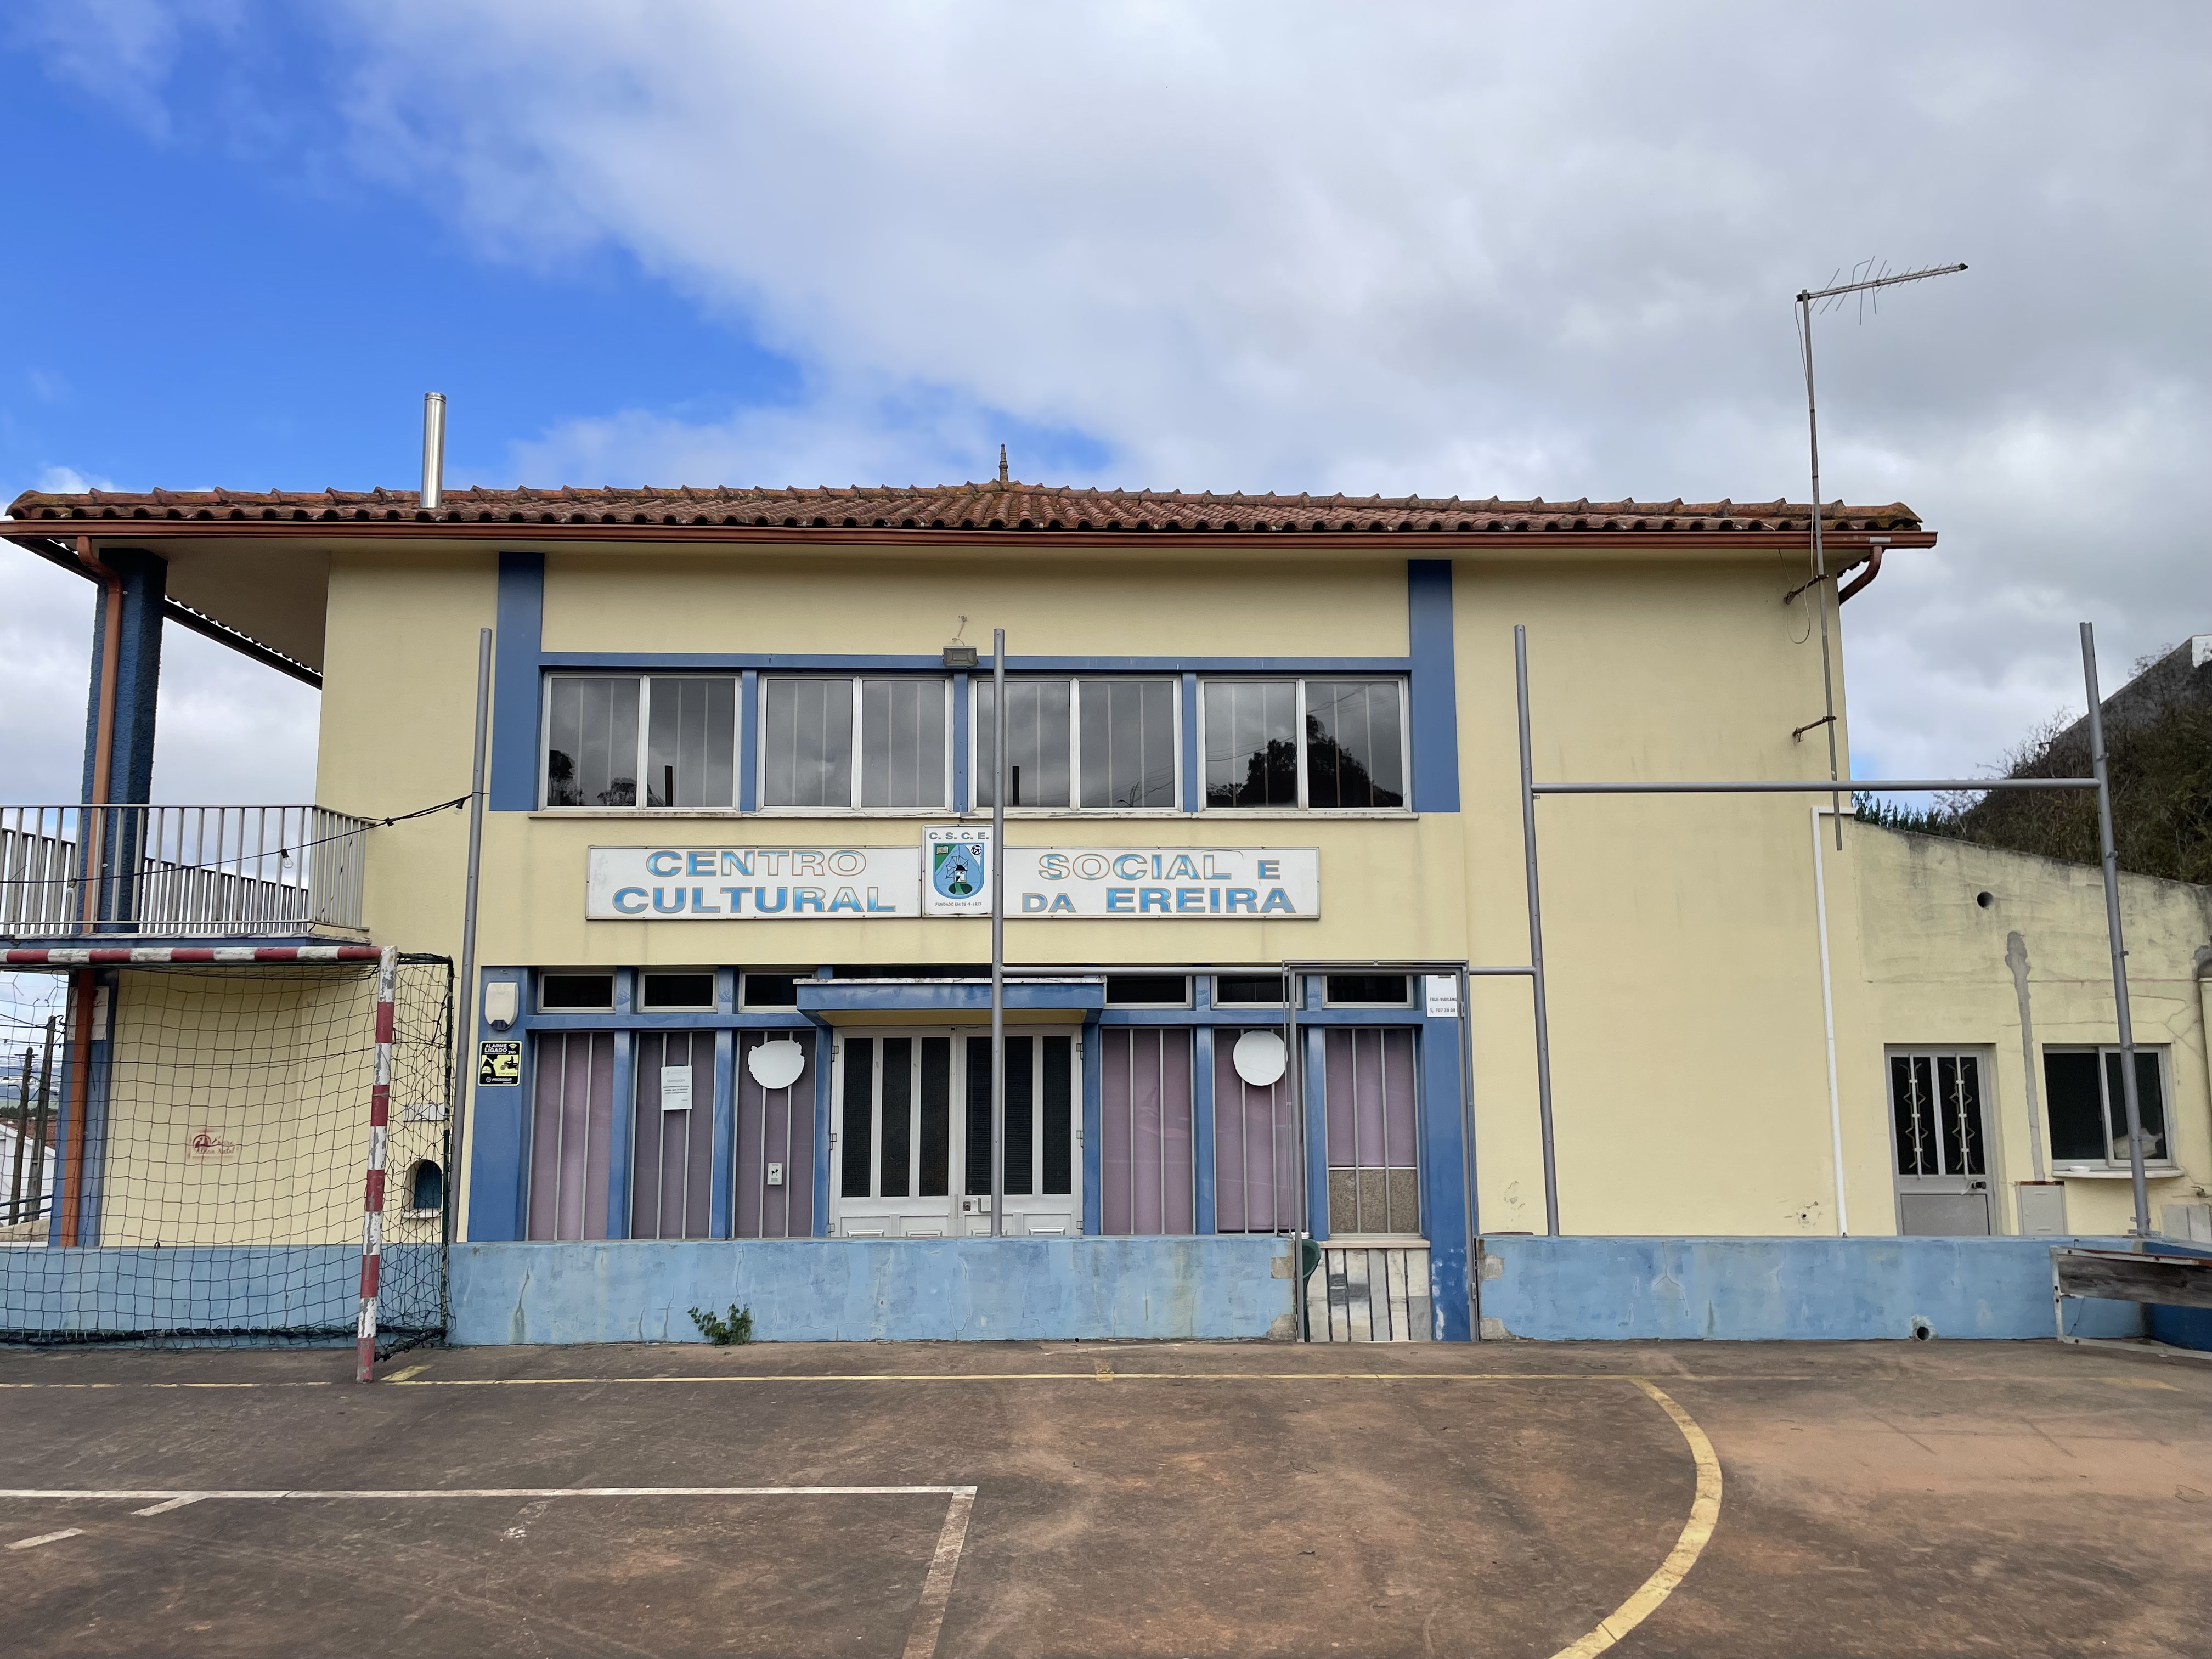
[1346,1249,1373,1342]
[2054,1249,2212,1310]
[1327,1249,1351,1343]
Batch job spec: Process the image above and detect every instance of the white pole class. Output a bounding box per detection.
[990,628,1007,1238]
[1810,805,1849,1235]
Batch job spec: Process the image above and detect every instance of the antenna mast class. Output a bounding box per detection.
[1795,259,1967,843]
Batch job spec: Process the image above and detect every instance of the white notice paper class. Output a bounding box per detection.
[660,1066,693,1112]
[1424,975,1460,1018]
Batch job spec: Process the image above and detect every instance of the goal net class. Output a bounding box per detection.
[0,952,452,1352]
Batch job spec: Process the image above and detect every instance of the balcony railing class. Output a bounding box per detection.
[0,805,371,939]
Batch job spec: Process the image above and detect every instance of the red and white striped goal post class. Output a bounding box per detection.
[1,946,387,966]
[356,947,399,1382]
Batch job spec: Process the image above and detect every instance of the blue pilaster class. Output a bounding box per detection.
[1193,1025,1217,1234]
[710,1029,736,1238]
[466,969,531,1242]
[1082,1016,1104,1235]
[490,551,545,811]
[738,669,760,812]
[1407,560,1460,812]
[80,550,165,808]
[1419,1009,1472,1341]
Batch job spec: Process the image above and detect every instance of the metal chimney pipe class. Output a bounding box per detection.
[421,392,447,510]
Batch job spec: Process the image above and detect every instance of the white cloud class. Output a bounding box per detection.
[10,0,2211,789]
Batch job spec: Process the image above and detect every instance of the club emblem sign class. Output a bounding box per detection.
[923,826,992,917]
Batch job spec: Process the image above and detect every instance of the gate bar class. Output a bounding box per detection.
[1513,620,2148,1239]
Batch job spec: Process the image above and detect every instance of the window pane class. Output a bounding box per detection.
[2043,1051,2106,1161]
[1004,1036,1034,1196]
[540,972,615,1011]
[975,680,1071,807]
[1891,1056,1934,1176]
[546,677,639,807]
[1042,1034,1073,1197]
[1080,680,1177,808]
[881,1037,912,1198]
[1306,681,1404,809]
[639,972,715,1010]
[645,677,736,807]
[2103,1051,2170,1161]
[741,973,799,1008]
[860,679,947,808]
[1939,1056,1984,1177]
[763,679,854,807]
[1324,975,1409,1005]
[1104,975,1188,1006]
[1215,974,1286,1006]
[840,1037,874,1199]
[918,1037,952,1198]
[1205,681,1297,807]
[965,1036,992,1195]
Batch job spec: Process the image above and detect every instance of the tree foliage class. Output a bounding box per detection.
[1855,701,2212,884]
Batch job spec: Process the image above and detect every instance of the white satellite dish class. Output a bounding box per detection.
[747,1039,806,1092]
[1231,1030,1287,1088]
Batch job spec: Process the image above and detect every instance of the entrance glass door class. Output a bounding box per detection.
[832,1029,1079,1238]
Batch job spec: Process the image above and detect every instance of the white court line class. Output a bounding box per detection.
[131,1496,206,1516]
[901,1487,974,1659]
[8,1528,84,1550]
[0,1486,970,1500]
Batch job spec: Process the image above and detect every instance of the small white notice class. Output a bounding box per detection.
[659,1065,694,1112]
[1424,975,1460,1018]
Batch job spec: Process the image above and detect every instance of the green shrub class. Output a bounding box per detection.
[689,1304,754,1345]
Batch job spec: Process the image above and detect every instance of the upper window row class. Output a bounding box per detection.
[542,674,1408,813]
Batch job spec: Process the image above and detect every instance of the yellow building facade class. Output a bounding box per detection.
[7,482,2206,1344]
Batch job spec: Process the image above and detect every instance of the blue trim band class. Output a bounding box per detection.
[491,552,546,811]
[542,652,1412,673]
[1406,560,1460,813]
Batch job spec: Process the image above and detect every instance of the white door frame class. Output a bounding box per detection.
[828,1026,1082,1239]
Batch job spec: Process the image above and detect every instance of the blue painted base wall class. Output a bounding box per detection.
[449,1237,1295,1345]
[0,1246,443,1339]
[1476,1235,2148,1341]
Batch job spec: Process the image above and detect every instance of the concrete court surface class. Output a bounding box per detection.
[2,1339,2209,1658]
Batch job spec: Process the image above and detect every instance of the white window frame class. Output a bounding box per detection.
[636,970,719,1012]
[758,674,954,815]
[538,672,740,812]
[1198,676,1412,814]
[2044,1043,2179,1175]
[967,675,1183,814]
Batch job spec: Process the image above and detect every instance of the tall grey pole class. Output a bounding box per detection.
[990,628,1007,1238]
[1513,627,1561,1237]
[445,627,493,1248]
[1797,296,1842,846]
[2080,623,2152,1235]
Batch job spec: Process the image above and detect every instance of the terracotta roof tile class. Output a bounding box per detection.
[3,482,1923,535]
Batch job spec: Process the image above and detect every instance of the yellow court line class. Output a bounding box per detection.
[1548,1379,1724,1658]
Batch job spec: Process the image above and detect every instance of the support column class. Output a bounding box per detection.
[80,548,166,808]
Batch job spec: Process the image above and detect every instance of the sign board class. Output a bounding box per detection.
[1006,848,1318,919]
[922,825,992,917]
[585,839,1319,920]
[587,847,922,920]
[1424,975,1460,1018]
[477,1040,521,1086]
[659,1065,693,1112]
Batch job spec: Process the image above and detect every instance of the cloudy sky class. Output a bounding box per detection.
[2,0,2205,803]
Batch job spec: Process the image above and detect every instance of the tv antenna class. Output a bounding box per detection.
[1794,258,1968,843]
